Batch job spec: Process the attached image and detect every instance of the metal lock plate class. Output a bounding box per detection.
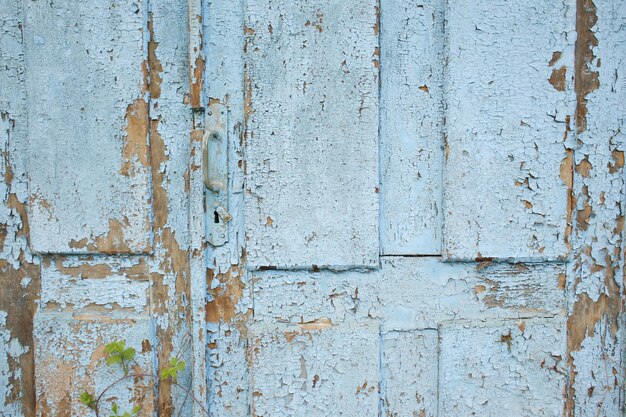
[203,102,231,246]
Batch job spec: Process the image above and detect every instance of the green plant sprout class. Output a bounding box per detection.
[104,341,136,376]
[80,391,96,410]
[78,337,208,417]
[160,357,186,382]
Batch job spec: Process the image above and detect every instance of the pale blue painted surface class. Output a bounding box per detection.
[0,0,624,416]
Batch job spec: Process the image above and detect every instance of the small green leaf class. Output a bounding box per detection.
[105,341,125,355]
[108,403,140,417]
[159,356,186,382]
[106,355,122,365]
[80,391,96,409]
[121,347,136,361]
[104,340,136,375]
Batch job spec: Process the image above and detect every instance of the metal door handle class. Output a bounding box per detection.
[203,129,226,192]
[203,103,227,193]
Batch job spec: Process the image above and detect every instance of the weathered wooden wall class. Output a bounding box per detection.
[0,0,624,416]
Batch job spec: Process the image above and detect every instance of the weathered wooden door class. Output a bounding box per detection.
[1,0,625,416]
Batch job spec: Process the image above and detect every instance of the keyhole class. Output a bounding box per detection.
[214,210,220,224]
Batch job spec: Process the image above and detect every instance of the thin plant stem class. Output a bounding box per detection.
[93,373,152,417]
[90,372,209,417]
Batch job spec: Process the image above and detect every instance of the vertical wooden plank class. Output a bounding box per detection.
[202,1,253,415]
[443,0,576,261]
[566,1,626,415]
[381,330,438,417]
[244,0,380,269]
[380,0,444,255]
[24,0,153,255]
[25,1,198,415]
[439,318,567,416]
[145,0,195,415]
[186,1,208,414]
[188,128,209,416]
[188,0,205,109]
[0,1,40,415]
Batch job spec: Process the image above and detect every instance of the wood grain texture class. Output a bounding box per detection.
[380,0,444,255]
[244,0,380,269]
[188,0,204,109]
[39,256,150,314]
[443,0,576,261]
[145,1,195,415]
[24,0,153,254]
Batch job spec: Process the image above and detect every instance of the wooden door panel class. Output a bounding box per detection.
[380,0,444,256]
[249,322,380,417]
[39,256,150,314]
[439,317,567,416]
[244,0,380,269]
[24,0,153,255]
[443,0,575,261]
